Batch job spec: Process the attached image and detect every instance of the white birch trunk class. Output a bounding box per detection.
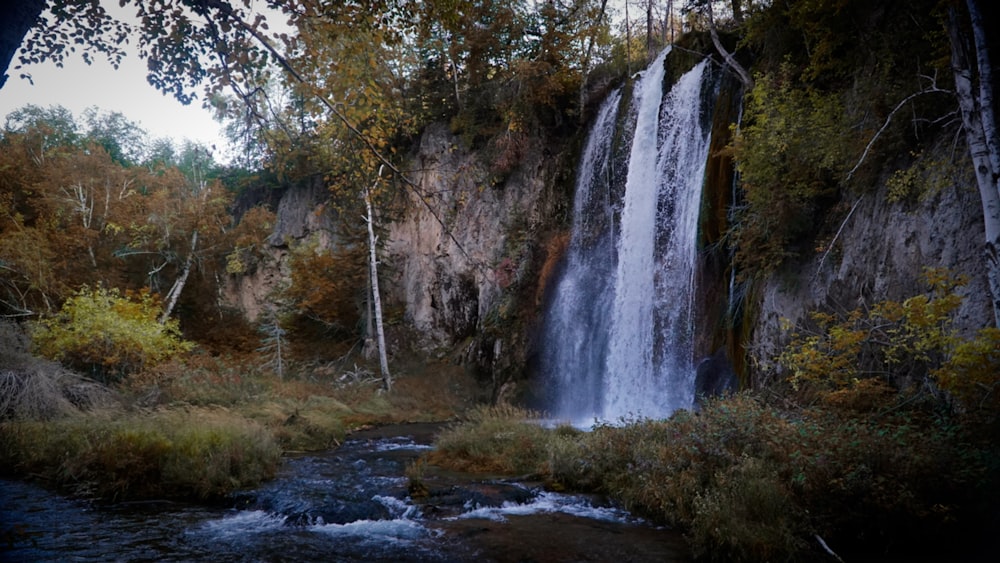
[950,6,1000,325]
[966,0,1000,187]
[159,230,198,324]
[363,183,391,391]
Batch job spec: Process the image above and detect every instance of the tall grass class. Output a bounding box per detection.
[0,408,280,500]
[0,335,480,502]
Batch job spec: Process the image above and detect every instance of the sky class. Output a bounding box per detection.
[0,0,643,164]
[0,14,229,159]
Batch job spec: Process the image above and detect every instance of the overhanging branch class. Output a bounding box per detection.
[207,1,485,272]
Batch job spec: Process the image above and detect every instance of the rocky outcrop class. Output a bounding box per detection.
[749,172,992,383]
[386,123,561,386]
[222,176,336,323]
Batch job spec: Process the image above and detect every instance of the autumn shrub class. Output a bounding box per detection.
[779,268,1000,412]
[731,65,854,277]
[0,407,280,500]
[31,286,193,383]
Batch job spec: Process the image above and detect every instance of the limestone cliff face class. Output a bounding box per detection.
[385,123,560,393]
[224,121,562,395]
[748,174,992,383]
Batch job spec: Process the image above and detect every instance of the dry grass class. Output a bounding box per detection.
[0,322,480,502]
[0,322,117,420]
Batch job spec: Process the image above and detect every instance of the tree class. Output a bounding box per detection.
[363,170,391,391]
[0,106,237,329]
[948,0,1000,326]
[682,0,753,89]
[0,0,46,89]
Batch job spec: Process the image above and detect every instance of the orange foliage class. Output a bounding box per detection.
[535,231,571,306]
[285,242,367,337]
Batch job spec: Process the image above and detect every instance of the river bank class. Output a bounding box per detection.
[1,422,690,562]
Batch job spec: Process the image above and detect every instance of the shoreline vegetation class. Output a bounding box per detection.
[3,273,999,561]
[0,319,480,502]
[1,345,997,562]
[427,399,997,562]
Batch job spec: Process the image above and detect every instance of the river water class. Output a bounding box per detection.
[0,424,688,562]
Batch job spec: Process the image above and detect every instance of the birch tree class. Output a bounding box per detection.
[363,169,391,391]
[948,0,1000,326]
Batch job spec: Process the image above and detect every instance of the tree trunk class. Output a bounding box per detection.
[707,2,754,91]
[0,0,45,90]
[646,0,654,60]
[578,0,609,124]
[624,0,632,76]
[363,179,391,391]
[966,0,1000,184]
[949,5,1000,326]
[160,230,198,323]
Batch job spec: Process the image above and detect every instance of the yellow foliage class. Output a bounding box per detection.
[934,328,1000,409]
[780,269,997,411]
[31,285,193,383]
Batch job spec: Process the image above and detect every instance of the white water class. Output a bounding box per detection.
[449,489,639,524]
[543,49,714,423]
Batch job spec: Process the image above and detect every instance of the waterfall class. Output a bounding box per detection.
[541,49,715,423]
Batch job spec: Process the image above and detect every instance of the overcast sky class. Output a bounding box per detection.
[0,1,232,161]
[0,48,227,150]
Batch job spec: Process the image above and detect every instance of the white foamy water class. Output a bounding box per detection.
[450,490,638,525]
[309,517,433,542]
[199,510,288,539]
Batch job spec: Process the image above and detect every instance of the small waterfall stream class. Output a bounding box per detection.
[542,49,716,423]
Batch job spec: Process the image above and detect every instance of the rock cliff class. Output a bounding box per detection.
[748,166,992,384]
[385,123,566,397]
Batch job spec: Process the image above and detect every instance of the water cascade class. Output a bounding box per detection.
[542,49,716,423]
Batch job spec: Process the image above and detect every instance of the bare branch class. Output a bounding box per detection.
[846,74,952,182]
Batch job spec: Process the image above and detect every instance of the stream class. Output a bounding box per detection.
[1,423,689,562]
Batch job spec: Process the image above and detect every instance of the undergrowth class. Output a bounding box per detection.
[1,321,478,501]
[427,397,998,561]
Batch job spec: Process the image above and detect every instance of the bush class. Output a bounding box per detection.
[779,268,1000,411]
[731,65,854,277]
[31,286,193,383]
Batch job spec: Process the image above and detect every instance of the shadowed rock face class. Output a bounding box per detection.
[695,349,738,402]
[749,176,992,382]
